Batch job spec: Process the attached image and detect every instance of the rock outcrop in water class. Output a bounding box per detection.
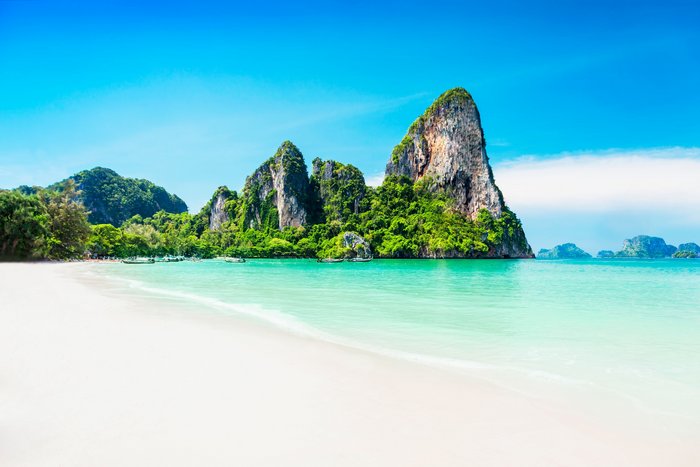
[538,243,591,259]
[597,250,615,258]
[341,232,372,258]
[385,88,504,219]
[242,141,311,230]
[615,235,677,258]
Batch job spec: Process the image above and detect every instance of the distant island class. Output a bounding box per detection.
[673,243,700,258]
[0,87,534,261]
[615,235,677,258]
[538,243,591,259]
[537,236,700,260]
[611,235,698,259]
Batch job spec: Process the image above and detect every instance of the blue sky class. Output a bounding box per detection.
[1,0,699,252]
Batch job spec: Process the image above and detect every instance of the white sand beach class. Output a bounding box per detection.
[1,263,696,466]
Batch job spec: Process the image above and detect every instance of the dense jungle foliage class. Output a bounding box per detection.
[1,148,530,261]
[44,167,187,225]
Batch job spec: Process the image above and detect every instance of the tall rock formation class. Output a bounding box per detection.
[310,158,367,222]
[385,87,532,258]
[385,88,503,219]
[206,186,234,231]
[242,141,310,230]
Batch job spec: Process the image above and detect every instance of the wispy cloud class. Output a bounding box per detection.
[365,171,385,187]
[494,147,700,217]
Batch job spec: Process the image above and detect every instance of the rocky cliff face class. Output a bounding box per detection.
[616,235,677,258]
[242,141,310,230]
[385,87,532,258]
[208,186,233,231]
[341,232,372,258]
[386,88,504,219]
[311,158,366,222]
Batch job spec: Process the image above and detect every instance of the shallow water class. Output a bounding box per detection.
[95,258,700,426]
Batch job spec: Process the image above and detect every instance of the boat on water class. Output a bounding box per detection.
[347,256,373,262]
[122,257,155,264]
[318,258,344,263]
[224,257,246,263]
[157,255,184,263]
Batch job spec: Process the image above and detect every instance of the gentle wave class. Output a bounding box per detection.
[79,263,697,420]
[109,273,595,396]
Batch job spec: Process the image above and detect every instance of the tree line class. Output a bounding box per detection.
[1,176,526,261]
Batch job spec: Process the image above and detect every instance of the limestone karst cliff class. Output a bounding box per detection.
[198,88,532,258]
[207,186,234,231]
[385,88,503,219]
[385,87,532,258]
[242,141,311,230]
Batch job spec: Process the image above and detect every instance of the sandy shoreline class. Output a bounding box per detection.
[1,263,696,466]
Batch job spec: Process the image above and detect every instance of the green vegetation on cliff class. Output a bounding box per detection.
[240,141,310,231]
[80,171,528,260]
[673,250,698,259]
[310,158,368,223]
[50,167,187,226]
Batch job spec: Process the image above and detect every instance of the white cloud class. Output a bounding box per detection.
[365,172,385,187]
[494,147,700,217]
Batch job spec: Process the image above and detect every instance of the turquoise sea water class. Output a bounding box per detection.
[95,258,700,426]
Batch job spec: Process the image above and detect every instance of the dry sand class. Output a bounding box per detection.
[1,262,696,466]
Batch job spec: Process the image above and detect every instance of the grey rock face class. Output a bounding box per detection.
[243,141,310,230]
[385,88,504,219]
[538,243,592,259]
[616,235,677,258]
[209,187,232,231]
[385,88,532,258]
[342,232,372,258]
